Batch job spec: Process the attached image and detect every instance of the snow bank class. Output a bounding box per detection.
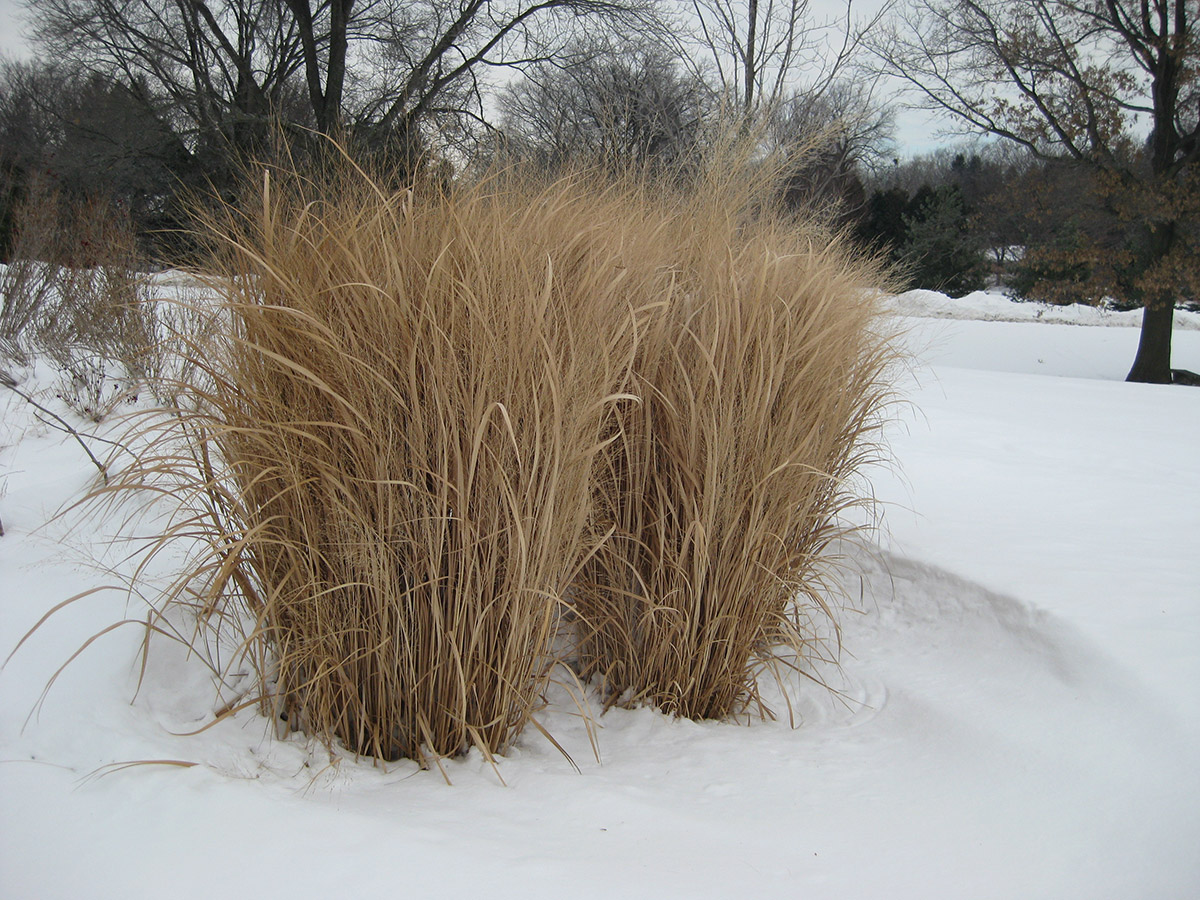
[1,289,1198,899]
[888,290,1200,380]
[890,288,1200,330]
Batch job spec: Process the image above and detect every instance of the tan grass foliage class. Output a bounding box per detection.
[77,142,897,765]
[573,161,897,721]
[108,158,646,765]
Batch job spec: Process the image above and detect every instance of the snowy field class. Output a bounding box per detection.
[2,290,1198,899]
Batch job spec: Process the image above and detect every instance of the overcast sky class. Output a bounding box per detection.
[0,0,952,155]
[0,0,29,58]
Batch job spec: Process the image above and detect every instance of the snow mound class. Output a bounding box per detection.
[889,288,1200,330]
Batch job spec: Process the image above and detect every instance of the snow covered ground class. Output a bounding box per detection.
[2,290,1198,899]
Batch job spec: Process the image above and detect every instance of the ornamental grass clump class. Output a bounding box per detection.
[571,159,896,721]
[55,142,897,766]
[108,159,654,765]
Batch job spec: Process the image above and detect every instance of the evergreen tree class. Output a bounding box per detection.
[899,185,988,296]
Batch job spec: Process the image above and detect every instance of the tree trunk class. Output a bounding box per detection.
[1125,214,1177,383]
[1126,1,1188,383]
[321,0,352,133]
[744,0,758,111]
[1126,300,1175,383]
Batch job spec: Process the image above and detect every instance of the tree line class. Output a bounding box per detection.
[0,0,1196,382]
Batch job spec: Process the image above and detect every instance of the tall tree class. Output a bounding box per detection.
[26,0,657,150]
[0,60,189,250]
[766,79,894,218]
[497,38,709,169]
[683,0,883,116]
[29,0,309,144]
[874,0,1200,383]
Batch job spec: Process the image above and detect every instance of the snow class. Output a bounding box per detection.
[889,288,1200,329]
[2,289,1198,898]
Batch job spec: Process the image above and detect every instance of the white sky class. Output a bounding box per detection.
[812,0,955,155]
[0,0,30,59]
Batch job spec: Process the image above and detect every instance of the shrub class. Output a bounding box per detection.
[572,160,896,719]
[1007,225,1101,306]
[0,179,157,418]
[0,174,61,364]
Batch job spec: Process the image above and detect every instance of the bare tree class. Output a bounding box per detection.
[27,0,657,149]
[497,38,710,168]
[0,60,189,252]
[874,0,1200,383]
[767,79,894,217]
[682,0,884,116]
[29,0,309,143]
